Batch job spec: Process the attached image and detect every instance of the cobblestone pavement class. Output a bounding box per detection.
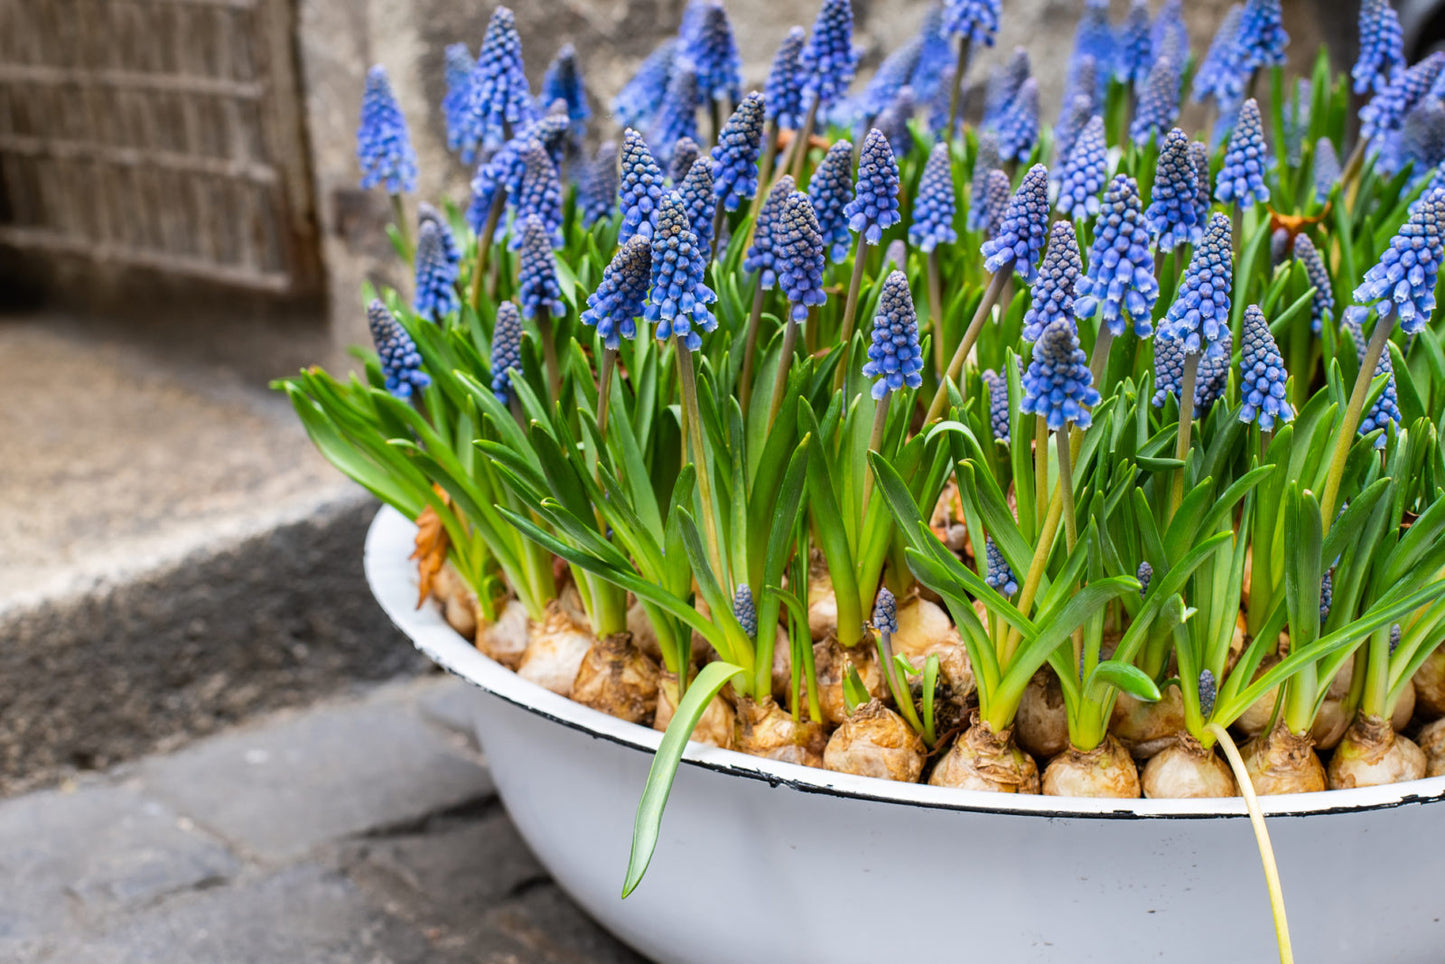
[0,675,649,964]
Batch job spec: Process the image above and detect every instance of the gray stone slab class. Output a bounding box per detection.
[139,679,493,862]
[0,783,238,950]
[417,676,488,749]
[484,883,651,964]
[34,863,471,964]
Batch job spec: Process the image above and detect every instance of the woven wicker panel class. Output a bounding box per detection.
[0,0,317,293]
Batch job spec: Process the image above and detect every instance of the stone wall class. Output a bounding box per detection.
[296,0,1345,367]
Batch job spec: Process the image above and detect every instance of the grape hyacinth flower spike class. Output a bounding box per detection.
[612,39,676,130]
[489,302,524,407]
[929,164,1049,423]
[1292,233,1334,333]
[1145,128,1201,250]
[838,129,902,376]
[368,299,430,401]
[791,0,855,180]
[1054,90,1095,166]
[1357,348,1403,449]
[1238,304,1294,431]
[1152,0,1189,70]
[1354,0,1405,96]
[417,203,460,270]
[809,141,856,263]
[1021,220,1081,343]
[1314,137,1341,202]
[911,142,958,376]
[676,156,717,264]
[751,26,805,222]
[967,131,1002,232]
[538,43,590,136]
[650,67,700,165]
[1215,98,1270,208]
[997,78,1039,163]
[686,1,742,110]
[460,7,534,162]
[984,537,1018,596]
[982,366,1011,444]
[1130,58,1180,147]
[577,141,619,228]
[1189,140,1213,227]
[1192,5,1246,108]
[619,128,666,244]
[1055,114,1106,219]
[357,65,417,197]
[1117,0,1153,88]
[739,175,795,412]
[413,219,460,322]
[862,270,925,400]
[1074,174,1159,370]
[733,585,758,640]
[581,235,651,432]
[668,136,700,187]
[982,169,1012,238]
[711,92,765,222]
[442,44,474,157]
[1236,0,1288,70]
[1070,0,1114,98]
[509,139,564,250]
[940,0,1001,140]
[767,190,828,423]
[1021,318,1098,546]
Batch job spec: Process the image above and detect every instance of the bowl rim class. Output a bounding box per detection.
[365,504,1445,821]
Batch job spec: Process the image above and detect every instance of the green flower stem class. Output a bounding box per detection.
[766,309,803,430]
[1055,428,1077,552]
[1282,661,1318,736]
[1002,480,1065,665]
[1204,722,1295,964]
[1088,324,1115,395]
[877,627,927,737]
[834,239,871,392]
[1341,136,1368,209]
[709,97,725,149]
[470,189,507,310]
[739,282,767,413]
[788,98,821,184]
[747,121,781,235]
[1319,315,1394,526]
[859,392,891,517]
[1362,627,1392,719]
[1170,350,1202,516]
[927,249,946,379]
[390,193,413,264]
[1034,415,1049,536]
[926,268,1011,423]
[945,38,972,146]
[536,306,563,401]
[676,338,726,583]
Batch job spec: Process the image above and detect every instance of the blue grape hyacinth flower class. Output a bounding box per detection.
[581,235,651,350]
[1360,52,1445,149]
[1236,0,1288,69]
[857,38,922,122]
[800,0,856,115]
[711,92,765,211]
[1130,58,1180,147]
[734,585,758,638]
[981,163,1050,283]
[942,0,1000,46]
[1074,174,1159,338]
[1021,318,1100,430]
[1021,220,1081,343]
[1189,140,1213,225]
[1152,0,1189,69]
[459,7,534,162]
[668,136,700,187]
[1343,189,1445,336]
[996,78,1039,163]
[746,175,794,286]
[619,128,666,244]
[489,302,524,404]
[774,191,829,322]
[368,300,430,400]
[981,169,1012,238]
[645,194,718,351]
[1358,345,1403,448]
[1354,0,1405,96]
[1117,0,1153,88]
[1158,211,1234,356]
[509,139,564,250]
[413,219,460,322]
[982,365,1011,443]
[808,141,855,262]
[984,538,1018,596]
[1054,88,1095,166]
[577,141,619,228]
[967,131,1002,232]
[1153,325,1232,412]
[983,48,1030,129]
[1238,304,1294,430]
[685,1,742,105]
[862,270,925,399]
[1215,98,1270,207]
[517,215,565,319]
[1314,137,1341,201]
[677,156,717,261]
[1070,0,1114,98]
[1055,114,1107,219]
[357,65,417,194]
[1137,560,1154,597]
[443,44,474,157]
[765,27,807,132]
[417,203,460,270]
[873,587,899,635]
[1146,128,1201,249]
[1399,97,1445,175]
[1192,4,1246,107]
[650,68,700,165]
[1195,327,1233,412]
[1293,233,1335,332]
[538,43,590,135]
[845,129,902,245]
[909,142,957,254]
[613,39,676,130]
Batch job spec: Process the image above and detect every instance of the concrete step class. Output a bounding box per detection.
[0,314,424,795]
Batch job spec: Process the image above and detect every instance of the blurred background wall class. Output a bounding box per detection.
[0,0,1365,378]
